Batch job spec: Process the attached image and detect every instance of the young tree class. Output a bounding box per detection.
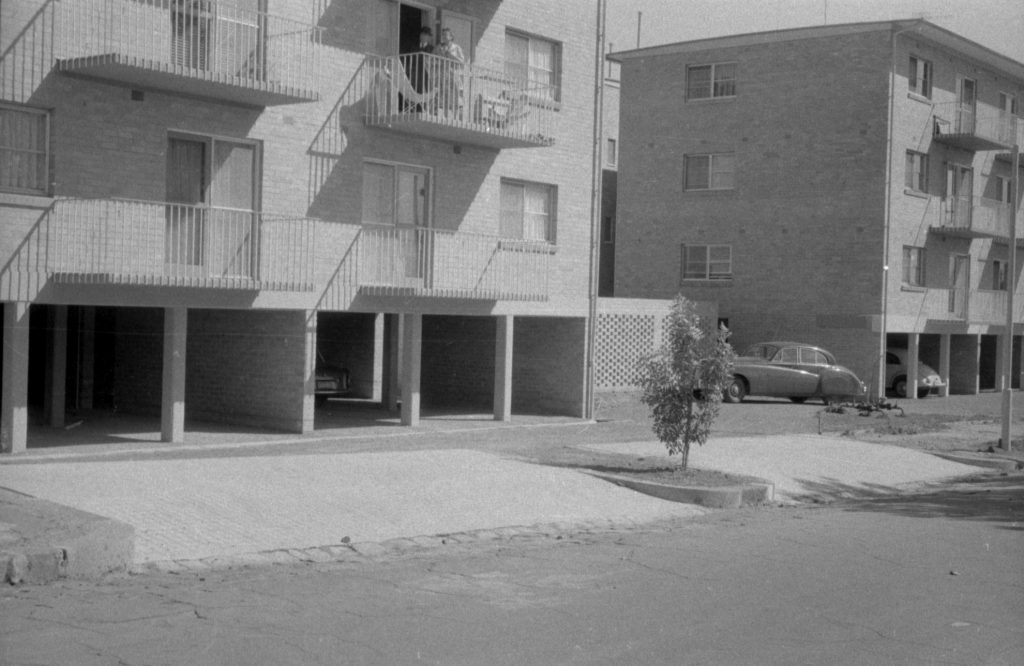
[637,296,735,469]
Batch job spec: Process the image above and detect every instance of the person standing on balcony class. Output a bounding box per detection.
[402,26,434,111]
[436,27,466,118]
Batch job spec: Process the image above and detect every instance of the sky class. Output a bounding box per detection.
[605,0,1024,64]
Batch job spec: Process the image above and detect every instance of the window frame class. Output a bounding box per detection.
[904,150,929,193]
[992,259,1008,291]
[504,29,562,103]
[908,55,933,99]
[0,103,51,196]
[902,245,926,287]
[684,153,735,191]
[499,177,557,243]
[681,243,732,282]
[686,62,737,101]
[605,137,617,167]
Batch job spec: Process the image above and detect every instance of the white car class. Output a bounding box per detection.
[885,349,945,398]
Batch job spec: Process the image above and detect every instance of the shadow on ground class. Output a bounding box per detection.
[802,475,1024,528]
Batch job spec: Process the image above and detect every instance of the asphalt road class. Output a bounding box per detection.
[2,474,1021,665]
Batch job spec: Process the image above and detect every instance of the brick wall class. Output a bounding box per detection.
[113,308,163,415]
[513,317,586,416]
[421,316,495,409]
[186,309,309,432]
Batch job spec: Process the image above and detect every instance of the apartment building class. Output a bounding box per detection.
[609,20,1023,398]
[0,0,601,453]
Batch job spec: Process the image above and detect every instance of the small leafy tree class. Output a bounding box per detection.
[637,295,735,470]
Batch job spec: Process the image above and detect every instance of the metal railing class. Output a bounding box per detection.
[362,53,557,145]
[59,0,319,91]
[933,102,1018,147]
[933,195,1013,237]
[47,198,315,289]
[356,225,552,300]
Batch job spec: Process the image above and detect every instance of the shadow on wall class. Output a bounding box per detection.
[1,0,58,103]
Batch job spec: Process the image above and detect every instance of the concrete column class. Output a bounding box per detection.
[45,305,68,427]
[79,307,96,410]
[160,307,187,443]
[2,302,30,454]
[907,333,920,400]
[384,314,401,411]
[302,311,316,434]
[939,334,951,397]
[372,313,385,402]
[493,315,513,421]
[400,313,422,426]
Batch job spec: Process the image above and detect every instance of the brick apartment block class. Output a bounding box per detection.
[609,21,1024,400]
[0,0,603,452]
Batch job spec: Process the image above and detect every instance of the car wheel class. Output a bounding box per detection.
[893,377,908,398]
[789,397,807,404]
[724,377,747,403]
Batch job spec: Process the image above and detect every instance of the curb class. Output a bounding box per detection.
[586,472,775,509]
[929,451,1023,473]
[1,489,135,585]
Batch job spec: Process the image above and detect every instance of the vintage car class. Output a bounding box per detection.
[725,341,867,404]
[315,354,351,407]
[885,348,946,398]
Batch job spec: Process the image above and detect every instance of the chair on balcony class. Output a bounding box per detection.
[476,91,529,132]
[369,63,437,118]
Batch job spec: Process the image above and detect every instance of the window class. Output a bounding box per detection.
[999,92,1018,116]
[500,179,556,242]
[799,348,830,365]
[505,31,561,101]
[905,151,928,192]
[0,104,49,195]
[995,175,1012,204]
[606,138,617,167]
[992,259,1008,290]
[686,62,736,100]
[902,246,925,287]
[361,161,430,227]
[681,244,732,281]
[165,133,260,272]
[684,153,735,190]
[908,56,932,98]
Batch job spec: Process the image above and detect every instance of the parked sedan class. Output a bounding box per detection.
[315,355,351,407]
[725,341,867,404]
[886,348,945,398]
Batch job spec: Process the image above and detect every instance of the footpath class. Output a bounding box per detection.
[2,403,1022,585]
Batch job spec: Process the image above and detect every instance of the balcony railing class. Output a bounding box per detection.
[356,225,552,301]
[929,195,1015,239]
[361,53,557,149]
[932,102,1018,151]
[46,198,315,290]
[56,0,320,106]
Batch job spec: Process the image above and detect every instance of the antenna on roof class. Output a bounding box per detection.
[636,11,642,48]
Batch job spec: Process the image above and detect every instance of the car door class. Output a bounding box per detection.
[758,346,818,396]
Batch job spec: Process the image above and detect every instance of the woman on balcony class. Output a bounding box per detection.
[436,27,466,119]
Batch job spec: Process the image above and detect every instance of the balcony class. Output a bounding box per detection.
[361,53,557,149]
[928,195,1017,240]
[46,198,316,291]
[355,225,552,301]
[56,0,320,106]
[932,103,1017,151]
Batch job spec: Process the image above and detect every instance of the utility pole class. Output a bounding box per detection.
[1001,139,1020,452]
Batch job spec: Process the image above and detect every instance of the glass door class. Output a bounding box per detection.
[958,77,977,133]
[166,138,207,272]
[949,254,969,318]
